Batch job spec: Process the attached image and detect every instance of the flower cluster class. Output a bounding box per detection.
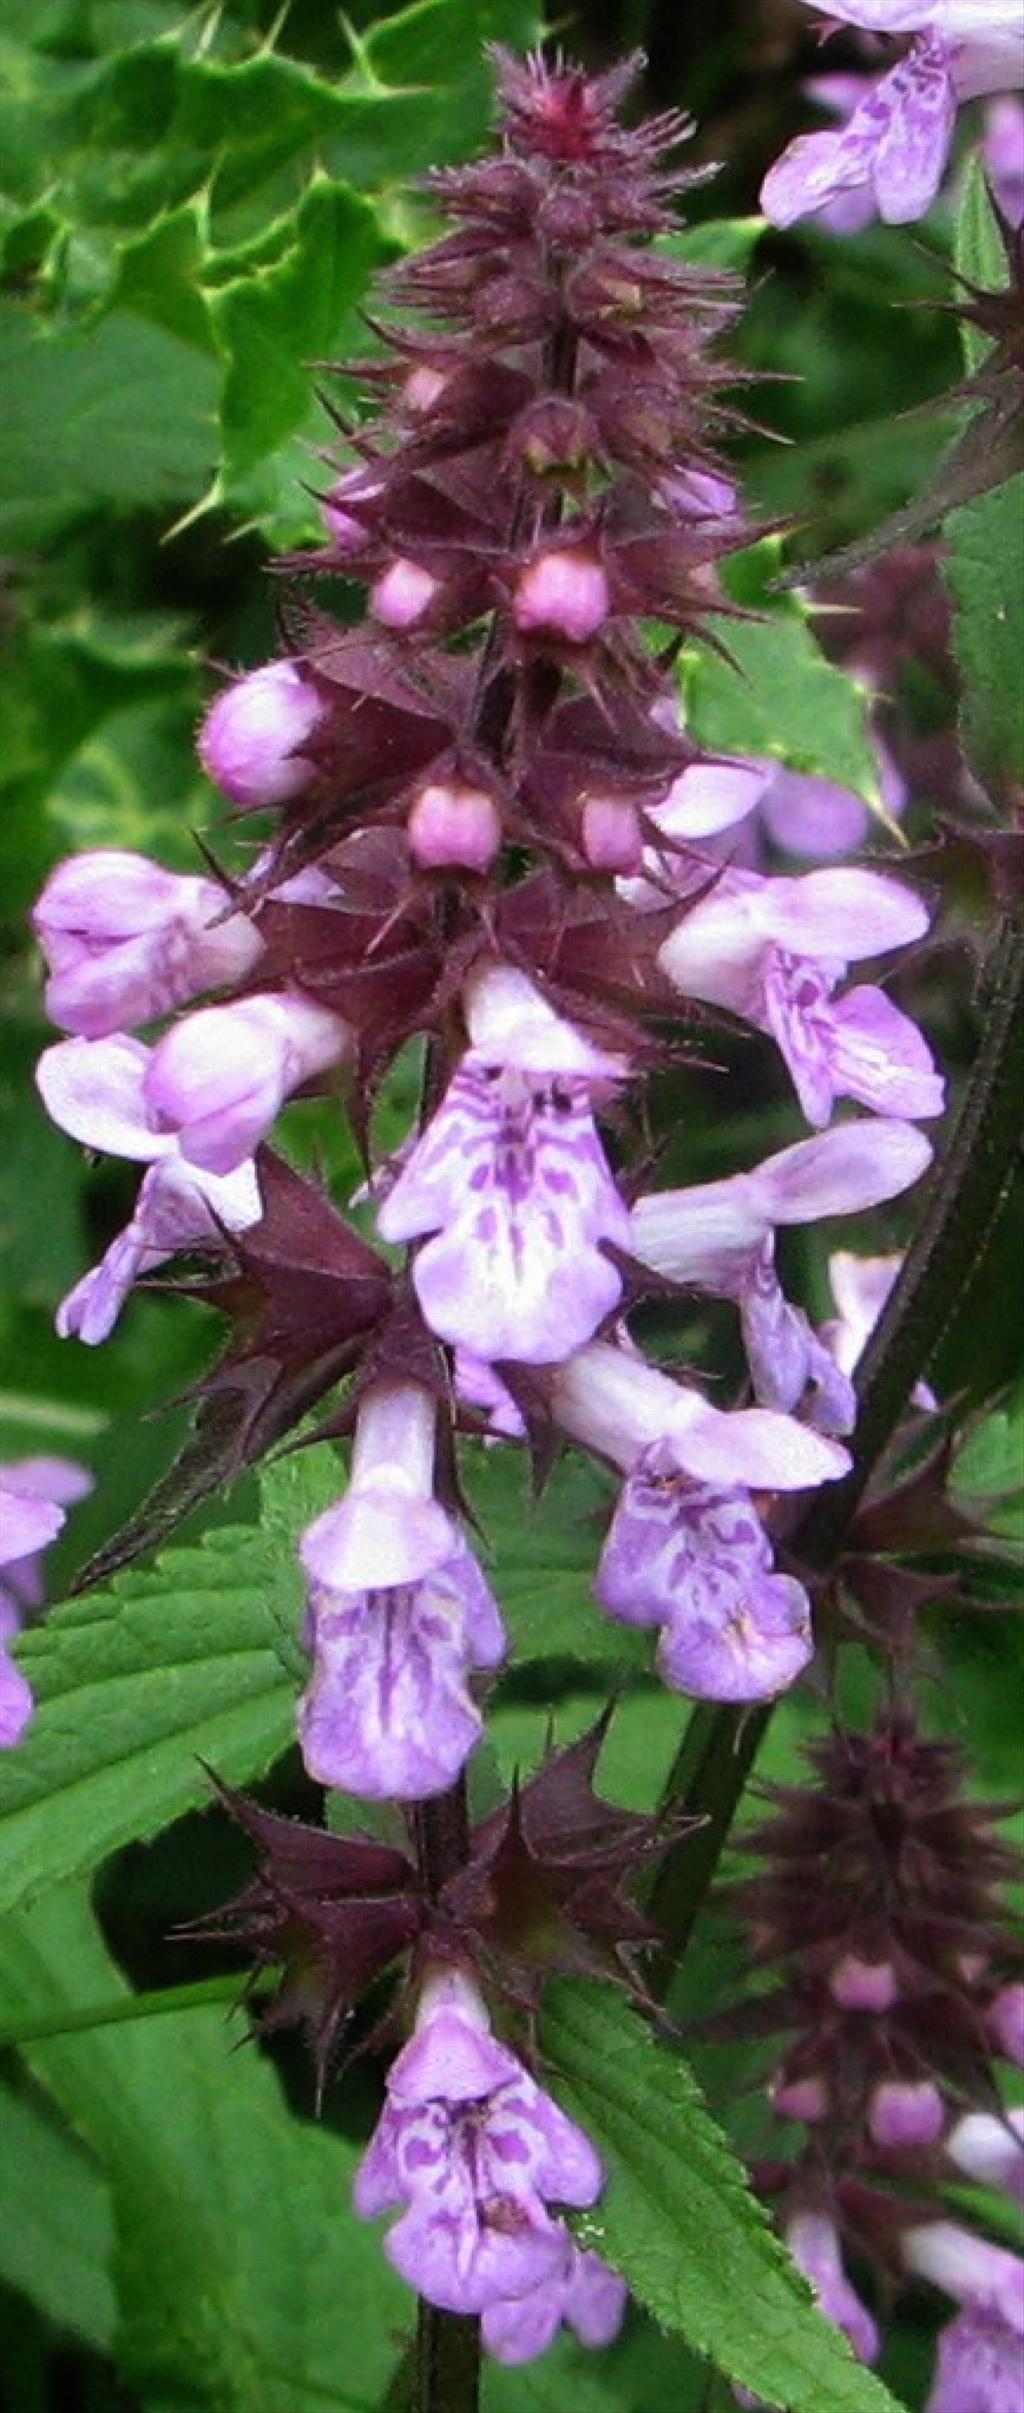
[26,49,947,2367]
[732,1708,1024,2407]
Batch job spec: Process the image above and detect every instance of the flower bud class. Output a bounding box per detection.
[580,795,644,873]
[371,558,441,629]
[407,779,502,873]
[143,993,350,1174]
[829,1954,899,2011]
[322,466,384,552]
[770,2073,830,2123]
[869,2079,945,2149]
[402,365,449,412]
[199,661,324,808]
[513,548,610,643]
[991,1983,1024,2067]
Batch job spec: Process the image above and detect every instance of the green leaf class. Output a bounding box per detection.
[206,174,386,542]
[543,1982,900,2413]
[681,541,890,822]
[945,163,1023,795]
[2,1885,407,2411]
[0,2082,116,2352]
[0,1448,339,1917]
[661,217,765,272]
[954,156,1008,376]
[464,1447,648,1674]
[945,475,1024,797]
[0,298,219,546]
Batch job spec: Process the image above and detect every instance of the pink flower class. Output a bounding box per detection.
[33,851,262,1038]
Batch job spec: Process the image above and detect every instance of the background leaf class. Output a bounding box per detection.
[1,1884,407,2411]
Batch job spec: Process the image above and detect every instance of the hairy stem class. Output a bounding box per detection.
[410,1776,480,2413]
[648,910,1024,1980]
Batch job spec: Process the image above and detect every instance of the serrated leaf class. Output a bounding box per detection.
[2,1885,406,2411]
[0,1448,339,1916]
[681,543,887,819]
[542,1982,900,2413]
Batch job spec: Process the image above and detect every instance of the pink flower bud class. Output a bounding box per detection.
[869,2080,946,2148]
[402,365,449,412]
[371,558,441,629]
[407,780,502,873]
[829,1954,899,2011]
[199,662,324,807]
[771,2073,830,2123]
[513,548,610,643]
[991,1983,1024,2067]
[322,466,384,552]
[580,796,644,873]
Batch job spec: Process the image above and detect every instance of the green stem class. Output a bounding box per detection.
[0,1971,244,2048]
[647,911,1024,1981]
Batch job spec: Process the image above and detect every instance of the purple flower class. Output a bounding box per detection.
[762,10,1023,231]
[785,2209,880,2364]
[377,965,632,1365]
[551,1344,846,1702]
[38,999,349,1183]
[984,95,1024,224]
[551,1340,850,1491]
[33,851,262,1039]
[630,1121,932,1431]
[657,865,943,1127]
[903,2220,1024,2323]
[0,1458,93,1748]
[925,2304,1024,2413]
[353,1965,603,2315]
[35,1031,264,1340]
[824,1249,938,1408]
[594,1447,816,1702]
[298,1384,505,1800]
[57,1156,263,1345]
[904,2221,1024,2406]
[481,2237,628,2365]
[199,661,324,807]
